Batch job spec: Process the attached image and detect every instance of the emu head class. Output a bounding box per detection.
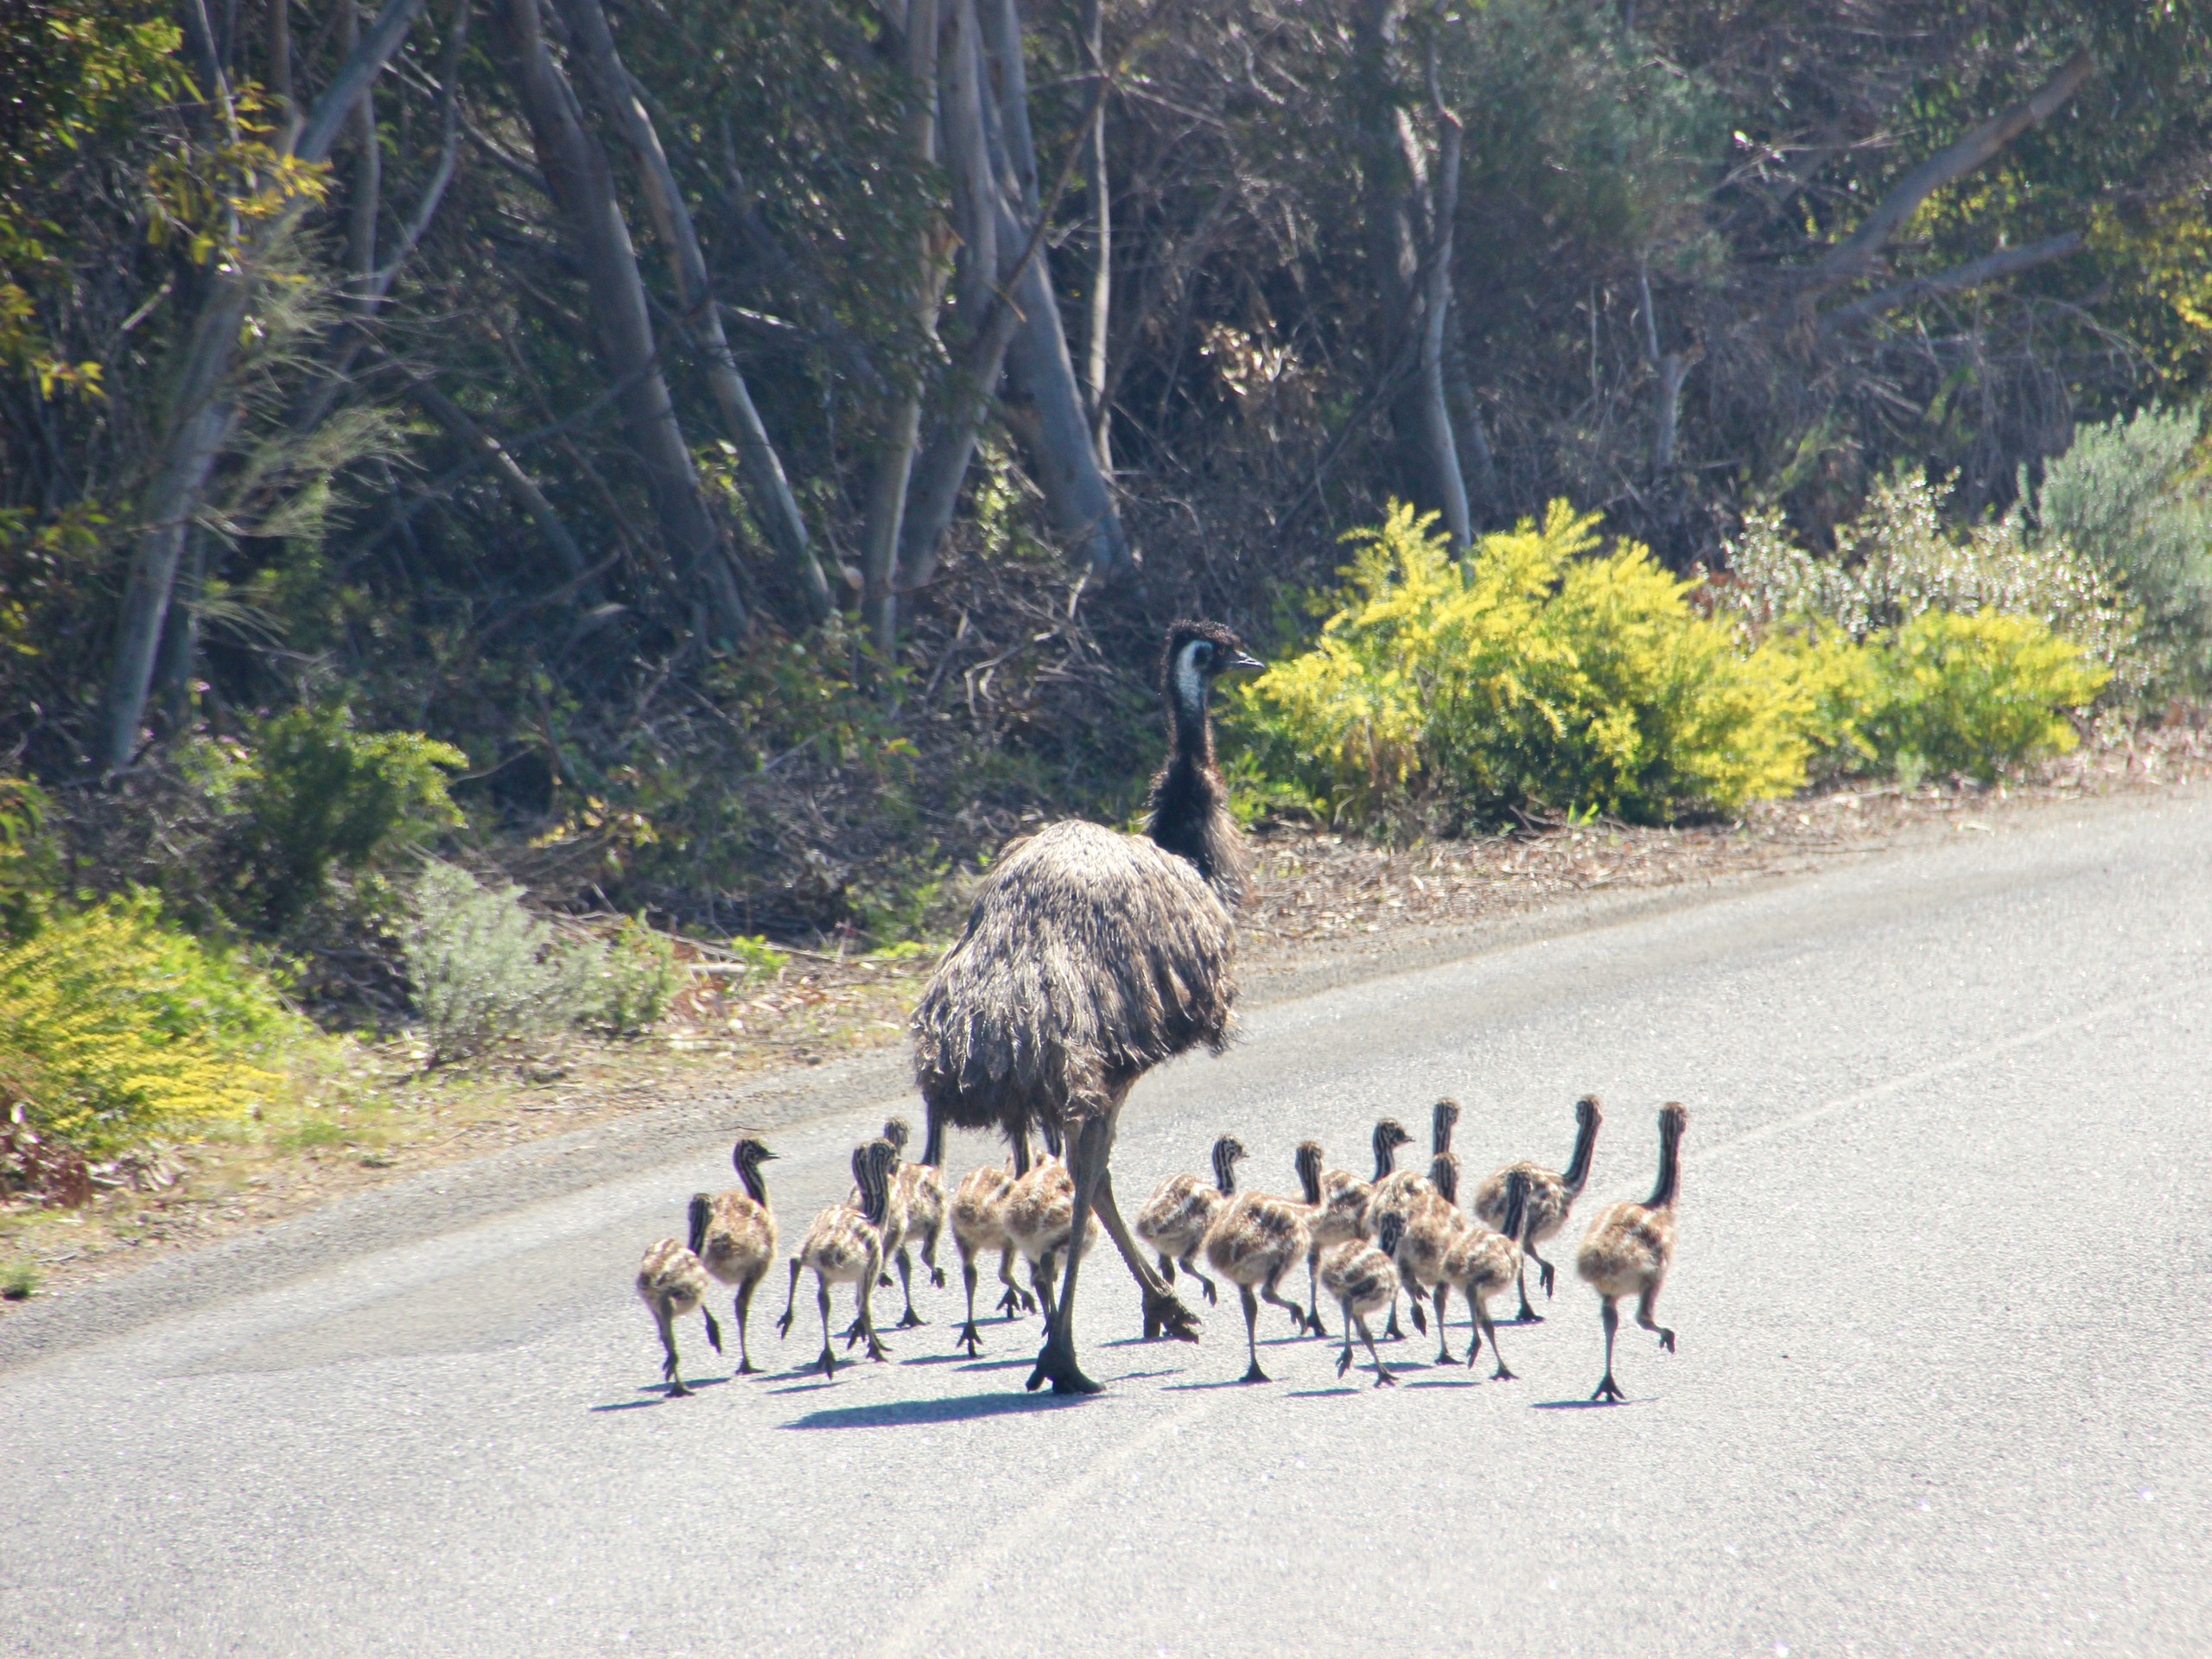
[1161,620,1263,729]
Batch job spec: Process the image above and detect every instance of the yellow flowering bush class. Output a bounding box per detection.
[0,896,302,1154]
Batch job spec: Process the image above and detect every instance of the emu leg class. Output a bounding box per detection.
[1510,1259,1541,1324]
[654,1303,689,1396]
[1305,1249,1330,1338]
[1258,1272,1305,1335]
[857,1251,890,1361]
[1473,1298,1514,1381]
[1356,1313,1395,1388]
[923,1222,946,1290]
[814,1277,838,1380]
[1236,1285,1268,1383]
[1431,1283,1455,1365]
[995,1247,1032,1317]
[1027,1113,1111,1395]
[956,1249,984,1357]
[894,1247,925,1329]
[1592,1298,1624,1402]
[733,1276,760,1374]
[1090,1166,1199,1344]
[1635,1283,1675,1354]
[1177,1251,1219,1307]
[775,1256,804,1339]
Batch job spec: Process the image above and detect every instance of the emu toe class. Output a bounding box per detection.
[1026,1339,1103,1395]
[1238,1361,1270,1384]
[896,1308,926,1330]
[1657,1328,1677,1353]
[955,1322,983,1357]
[1407,1300,1428,1336]
[814,1345,839,1380]
[1145,1288,1201,1344]
[1591,1373,1624,1403]
[930,1268,948,1290]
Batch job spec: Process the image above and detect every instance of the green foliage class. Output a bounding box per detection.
[569,918,683,1038]
[723,934,791,982]
[1233,502,1815,825]
[1724,470,2141,687]
[1860,611,2109,782]
[401,862,573,1063]
[403,864,685,1058]
[0,777,56,944]
[2032,405,2212,691]
[220,707,466,933]
[0,1260,38,1300]
[0,894,302,1154]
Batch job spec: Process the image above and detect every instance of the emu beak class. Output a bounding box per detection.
[1228,651,1265,673]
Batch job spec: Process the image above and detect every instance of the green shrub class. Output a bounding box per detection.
[1233,501,1815,824]
[223,705,466,933]
[402,861,572,1062]
[1860,611,2109,781]
[1725,468,2141,690]
[0,893,302,1154]
[570,918,682,1036]
[0,776,56,944]
[2032,405,2212,692]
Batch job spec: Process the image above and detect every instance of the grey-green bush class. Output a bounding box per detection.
[569,918,682,1037]
[403,862,573,1062]
[2033,406,2212,692]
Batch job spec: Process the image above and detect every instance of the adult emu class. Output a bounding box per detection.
[912,620,1262,1394]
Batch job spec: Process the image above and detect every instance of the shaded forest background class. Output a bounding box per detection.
[6,0,2212,988]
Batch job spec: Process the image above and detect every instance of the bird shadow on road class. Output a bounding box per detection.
[1404,1376,1480,1389]
[1529,1396,1643,1410]
[588,1377,730,1412]
[779,1391,1094,1430]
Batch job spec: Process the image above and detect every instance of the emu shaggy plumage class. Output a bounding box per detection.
[910,620,1262,1395]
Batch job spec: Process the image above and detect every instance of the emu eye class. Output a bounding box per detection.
[1193,641,1214,668]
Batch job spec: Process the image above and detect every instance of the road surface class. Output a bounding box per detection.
[3,787,2209,1657]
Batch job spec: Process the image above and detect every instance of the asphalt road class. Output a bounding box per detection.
[3,787,2209,1658]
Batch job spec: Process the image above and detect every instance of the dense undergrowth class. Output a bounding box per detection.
[3,404,2209,1195]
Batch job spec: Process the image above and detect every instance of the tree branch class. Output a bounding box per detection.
[1802,49,2093,294]
[1820,231,2085,331]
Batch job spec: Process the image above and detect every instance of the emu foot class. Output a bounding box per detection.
[955,1321,983,1357]
[1657,1328,1677,1354]
[1407,1300,1429,1336]
[1238,1360,1271,1384]
[896,1308,926,1330]
[1536,1260,1556,1296]
[995,1287,1031,1319]
[665,1378,692,1397]
[1373,1370,1397,1389]
[1510,1299,1545,1325]
[813,1345,840,1380]
[1026,1338,1103,1395]
[1144,1287,1201,1344]
[878,1272,895,1289]
[1590,1372,1624,1403]
[1490,1361,1517,1382]
[864,1332,890,1362]
[734,1357,759,1376]
[929,1268,948,1290]
[1303,1308,1331,1339]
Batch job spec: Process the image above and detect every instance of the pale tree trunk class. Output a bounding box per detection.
[493,0,747,638]
[98,0,429,772]
[1637,261,1695,475]
[1417,51,1469,559]
[859,0,944,654]
[556,0,831,626]
[344,0,381,312]
[1444,313,1498,524]
[977,0,1131,583]
[1076,0,1109,467]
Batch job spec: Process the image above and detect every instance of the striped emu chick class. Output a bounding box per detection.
[636,1238,722,1397]
[879,1117,947,1327]
[1201,1143,1313,1383]
[1472,1094,1603,1323]
[1319,1213,1405,1388]
[1368,1103,1455,1338]
[949,1154,1036,1356]
[1133,1135,1243,1328]
[779,1139,899,1379]
[1576,1103,1688,1403]
[1392,1153,1475,1361]
[1003,1135,1100,1330]
[687,1136,779,1375]
[1442,1169,1530,1381]
[1295,1138,1376,1339]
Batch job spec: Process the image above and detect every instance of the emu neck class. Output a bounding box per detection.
[737,1160,767,1207]
[687,1192,710,1255]
[1371,1128,1399,1182]
[1431,1154,1458,1206]
[1500,1177,1529,1243]
[1645,1127,1682,1211]
[1562,1112,1599,1194]
[1213,1145,1238,1197]
[921,1111,945,1169]
[1296,1155,1323,1207]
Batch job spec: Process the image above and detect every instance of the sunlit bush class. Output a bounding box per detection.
[1235,502,1816,823]
[0,895,299,1154]
[1861,611,2109,781]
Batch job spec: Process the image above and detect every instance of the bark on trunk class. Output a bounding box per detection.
[98,0,428,773]
[859,0,944,653]
[556,0,830,625]
[493,0,746,637]
[1417,60,1469,558]
[977,0,1131,582]
[1076,0,1109,467]
[343,0,380,312]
